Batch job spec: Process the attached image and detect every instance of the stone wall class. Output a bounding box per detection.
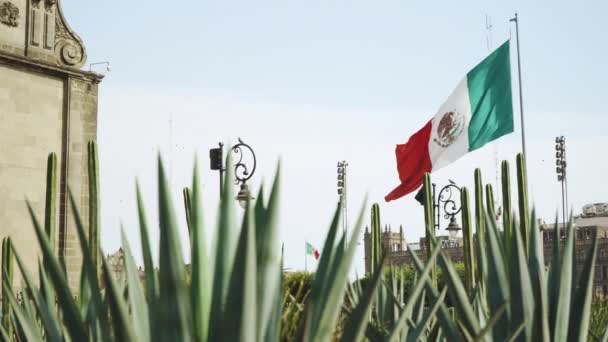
[0,63,63,285]
[0,0,101,290]
[0,52,102,289]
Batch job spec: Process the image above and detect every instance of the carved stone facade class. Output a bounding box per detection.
[0,2,20,27]
[0,0,86,68]
[0,0,102,290]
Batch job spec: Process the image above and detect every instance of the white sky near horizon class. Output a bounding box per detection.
[61,0,607,273]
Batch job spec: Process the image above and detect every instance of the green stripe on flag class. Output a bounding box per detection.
[467,40,514,152]
[306,242,314,255]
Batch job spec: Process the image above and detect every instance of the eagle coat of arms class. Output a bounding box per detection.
[434,111,464,148]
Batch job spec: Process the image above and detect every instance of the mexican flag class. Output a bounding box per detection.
[385,41,514,202]
[306,241,320,260]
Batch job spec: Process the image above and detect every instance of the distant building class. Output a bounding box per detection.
[363,205,608,301]
[101,248,144,289]
[363,225,464,273]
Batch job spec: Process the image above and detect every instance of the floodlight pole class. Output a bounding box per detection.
[337,161,349,238]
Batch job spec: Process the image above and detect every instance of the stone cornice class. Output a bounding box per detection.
[0,49,103,83]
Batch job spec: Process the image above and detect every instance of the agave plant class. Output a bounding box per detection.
[0,142,402,342]
[1,140,605,342]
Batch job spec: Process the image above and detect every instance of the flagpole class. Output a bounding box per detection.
[510,12,527,164]
[305,242,308,272]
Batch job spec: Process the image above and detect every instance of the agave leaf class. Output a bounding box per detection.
[13,252,62,341]
[309,233,346,338]
[473,284,488,328]
[508,211,534,341]
[3,273,43,341]
[156,156,193,341]
[135,181,158,332]
[121,229,150,341]
[0,323,10,341]
[101,254,137,341]
[223,201,258,342]
[602,324,608,342]
[307,197,367,341]
[303,202,342,338]
[552,218,575,342]
[408,287,448,342]
[26,202,87,341]
[483,211,510,340]
[189,160,210,342]
[387,245,443,341]
[208,152,238,341]
[547,217,561,334]
[505,322,527,342]
[473,301,508,342]
[265,260,284,342]
[407,247,462,342]
[527,210,550,342]
[340,254,387,342]
[437,248,481,337]
[567,228,598,342]
[414,288,426,325]
[255,163,282,342]
[183,187,193,241]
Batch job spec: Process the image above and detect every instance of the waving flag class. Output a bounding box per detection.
[386,41,514,202]
[305,241,320,260]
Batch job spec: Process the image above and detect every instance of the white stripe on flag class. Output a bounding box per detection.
[427,77,473,171]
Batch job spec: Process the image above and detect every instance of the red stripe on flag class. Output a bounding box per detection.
[313,249,320,260]
[385,120,433,202]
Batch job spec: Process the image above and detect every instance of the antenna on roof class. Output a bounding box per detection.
[485,14,493,51]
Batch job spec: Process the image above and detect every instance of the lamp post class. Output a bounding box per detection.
[337,161,348,236]
[209,139,257,208]
[233,138,257,209]
[555,136,567,235]
[415,180,462,238]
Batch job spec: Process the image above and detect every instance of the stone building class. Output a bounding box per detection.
[0,0,102,289]
[363,225,464,273]
[363,212,608,301]
[101,248,145,289]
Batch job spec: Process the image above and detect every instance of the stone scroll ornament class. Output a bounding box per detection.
[53,4,87,69]
[0,1,19,27]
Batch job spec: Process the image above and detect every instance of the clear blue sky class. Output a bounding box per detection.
[62,0,608,272]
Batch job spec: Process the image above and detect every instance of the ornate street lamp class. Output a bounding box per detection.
[415,180,462,237]
[233,138,257,209]
[209,139,257,209]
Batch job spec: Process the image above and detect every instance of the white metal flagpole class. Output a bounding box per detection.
[510,13,528,165]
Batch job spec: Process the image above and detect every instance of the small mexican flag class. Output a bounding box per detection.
[306,241,320,260]
[386,41,514,202]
